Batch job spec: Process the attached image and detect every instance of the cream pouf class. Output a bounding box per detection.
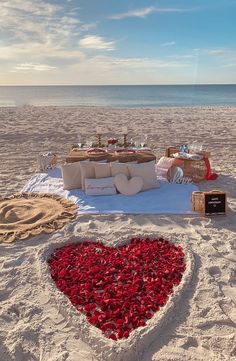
[114,174,143,196]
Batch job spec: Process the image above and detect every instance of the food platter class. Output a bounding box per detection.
[173,152,203,161]
[86,148,107,155]
[115,149,136,155]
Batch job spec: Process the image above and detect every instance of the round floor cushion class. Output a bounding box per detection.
[0,193,77,243]
[114,174,143,196]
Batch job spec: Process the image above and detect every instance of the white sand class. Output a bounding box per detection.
[0,106,235,361]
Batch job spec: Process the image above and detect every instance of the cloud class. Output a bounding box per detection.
[108,6,194,20]
[207,49,229,56]
[1,0,62,17]
[79,35,115,51]
[0,0,116,72]
[84,56,190,70]
[195,48,235,57]
[0,0,84,62]
[0,43,85,63]
[167,54,194,60]
[162,41,176,47]
[3,1,79,43]
[11,63,57,72]
[110,6,155,19]
[80,23,97,32]
[220,63,236,68]
[191,48,236,71]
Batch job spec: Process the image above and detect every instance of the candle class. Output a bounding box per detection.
[96,126,102,134]
[122,126,128,134]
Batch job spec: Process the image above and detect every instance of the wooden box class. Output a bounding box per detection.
[192,190,227,216]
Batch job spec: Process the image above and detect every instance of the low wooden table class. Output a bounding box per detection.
[66,149,156,164]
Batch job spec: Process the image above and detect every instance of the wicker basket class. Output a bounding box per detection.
[172,158,207,183]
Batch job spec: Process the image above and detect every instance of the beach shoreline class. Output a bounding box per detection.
[0,105,235,361]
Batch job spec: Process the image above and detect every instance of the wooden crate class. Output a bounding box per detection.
[172,158,207,183]
[192,190,227,216]
[165,146,179,158]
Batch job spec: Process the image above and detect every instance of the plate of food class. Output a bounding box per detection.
[173,152,203,161]
[115,149,137,155]
[136,148,152,153]
[86,148,107,155]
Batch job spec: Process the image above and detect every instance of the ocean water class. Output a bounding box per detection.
[0,85,236,108]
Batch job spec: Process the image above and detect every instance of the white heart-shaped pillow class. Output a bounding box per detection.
[114,174,143,196]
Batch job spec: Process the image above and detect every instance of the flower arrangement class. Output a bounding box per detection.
[48,237,186,341]
[107,138,118,145]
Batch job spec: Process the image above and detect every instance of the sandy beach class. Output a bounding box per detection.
[0,105,235,361]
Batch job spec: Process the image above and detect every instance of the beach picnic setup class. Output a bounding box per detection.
[0,106,234,361]
[19,128,224,218]
[0,124,228,361]
[1,0,236,357]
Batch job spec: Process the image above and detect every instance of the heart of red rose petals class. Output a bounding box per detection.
[48,237,186,340]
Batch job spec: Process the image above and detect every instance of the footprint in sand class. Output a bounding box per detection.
[181,336,199,350]
[208,266,221,278]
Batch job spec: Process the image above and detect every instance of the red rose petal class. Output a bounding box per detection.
[48,238,186,341]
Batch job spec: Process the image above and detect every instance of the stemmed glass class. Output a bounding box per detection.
[134,138,141,148]
[86,138,94,148]
[140,134,148,148]
[77,132,82,148]
[189,141,203,154]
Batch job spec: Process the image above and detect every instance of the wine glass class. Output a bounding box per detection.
[86,138,93,148]
[77,132,82,148]
[140,134,148,148]
[134,138,141,148]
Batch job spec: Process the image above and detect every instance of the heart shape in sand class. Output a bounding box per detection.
[48,238,186,341]
[114,174,143,195]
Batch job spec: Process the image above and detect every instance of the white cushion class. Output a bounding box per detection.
[114,174,143,196]
[127,161,160,191]
[110,162,129,178]
[156,157,174,178]
[94,162,111,179]
[80,161,95,190]
[84,177,117,196]
[60,162,82,190]
[156,156,174,170]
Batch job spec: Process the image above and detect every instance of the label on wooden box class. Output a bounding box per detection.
[192,191,226,216]
[204,193,226,215]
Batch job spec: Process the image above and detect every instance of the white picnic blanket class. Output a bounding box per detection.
[22,168,198,214]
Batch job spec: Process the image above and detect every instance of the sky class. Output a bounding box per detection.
[0,0,236,85]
